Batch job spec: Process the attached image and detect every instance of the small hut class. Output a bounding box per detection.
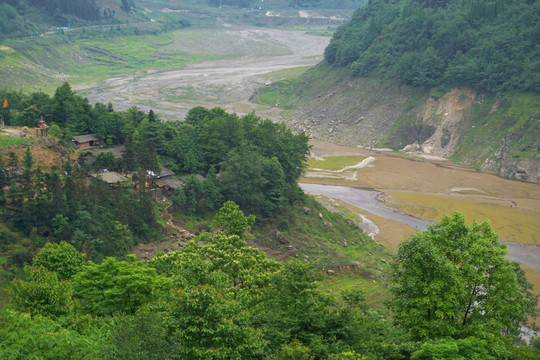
[90,171,128,187]
[72,134,101,150]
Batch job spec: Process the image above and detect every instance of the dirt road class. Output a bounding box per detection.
[77,24,329,119]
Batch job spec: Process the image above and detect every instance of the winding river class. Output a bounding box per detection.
[300,183,540,271]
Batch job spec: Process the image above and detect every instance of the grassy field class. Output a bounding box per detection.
[319,271,390,310]
[307,155,367,171]
[0,136,33,148]
[385,191,539,246]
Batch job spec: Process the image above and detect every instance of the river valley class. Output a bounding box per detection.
[74,21,539,304]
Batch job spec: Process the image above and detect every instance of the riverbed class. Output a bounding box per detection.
[300,183,540,271]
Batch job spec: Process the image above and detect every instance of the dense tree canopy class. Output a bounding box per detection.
[325,0,540,93]
[389,212,535,349]
[32,241,86,280]
[1,204,539,359]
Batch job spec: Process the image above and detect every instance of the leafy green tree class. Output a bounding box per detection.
[94,151,119,171]
[72,255,158,316]
[32,241,86,280]
[51,82,92,132]
[14,104,40,127]
[174,282,266,359]
[51,214,70,237]
[10,265,73,318]
[411,337,495,360]
[185,105,210,125]
[389,212,534,342]
[0,309,104,360]
[7,151,18,176]
[218,148,267,215]
[92,104,126,145]
[202,166,222,211]
[173,174,203,213]
[256,261,335,356]
[261,156,286,216]
[147,109,157,123]
[273,338,315,360]
[212,200,255,236]
[125,106,146,127]
[163,260,267,360]
[105,308,173,360]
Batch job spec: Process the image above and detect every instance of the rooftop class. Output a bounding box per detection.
[73,134,100,143]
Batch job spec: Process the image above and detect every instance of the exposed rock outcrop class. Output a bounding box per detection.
[287,77,539,183]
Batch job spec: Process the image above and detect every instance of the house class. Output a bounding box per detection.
[90,171,128,187]
[156,167,174,179]
[155,177,184,191]
[73,134,101,150]
[81,145,126,165]
[153,167,182,191]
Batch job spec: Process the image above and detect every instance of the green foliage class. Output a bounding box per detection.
[105,309,173,360]
[1,147,161,262]
[32,241,86,280]
[154,107,309,217]
[274,338,315,360]
[93,151,119,171]
[2,208,533,359]
[411,337,495,360]
[212,200,255,236]
[389,212,534,344]
[72,256,159,316]
[150,230,280,297]
[10,265,73,317]
[168,278,267,360]
[326,0,540,93]
[0,309,105,360]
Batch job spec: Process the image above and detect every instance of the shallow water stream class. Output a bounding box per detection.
[300,183,540,270]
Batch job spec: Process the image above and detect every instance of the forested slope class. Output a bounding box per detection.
[253,0,540,182]
[325,0,539,94]
[0,0,137,39]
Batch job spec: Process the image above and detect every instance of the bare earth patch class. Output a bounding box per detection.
[76,25,330,120]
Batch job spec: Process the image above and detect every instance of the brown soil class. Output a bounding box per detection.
[0,127,71,171]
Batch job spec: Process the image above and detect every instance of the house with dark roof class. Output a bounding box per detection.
[155,177,184,191]
[73,134,101,150]
[157,167,174,179]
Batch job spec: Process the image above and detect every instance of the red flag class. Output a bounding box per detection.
[2,98,6,108]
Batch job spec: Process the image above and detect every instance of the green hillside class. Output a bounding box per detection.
[324,0,539,94]
[0,0,140,39]
[252,0,540,182]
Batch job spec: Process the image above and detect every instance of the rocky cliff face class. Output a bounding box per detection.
[287,78,540,183]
